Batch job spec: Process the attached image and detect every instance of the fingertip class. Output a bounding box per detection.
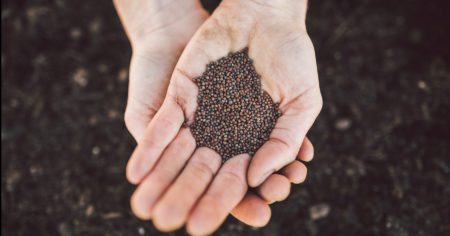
[130,191,152,220]
[298,137,314,162]
[186,217,205,235]
[247,167,274,188]
[125,143,155,185]
[152,204,184,233]
[247,153,276,187]
[281,161,308,184]
[257,174,291,203]
[186,207,217,236]
[126,158,140,185]
[231,193,271,227]
[250,209,271,228]
[247,140,297,187]
[123,108,148,143]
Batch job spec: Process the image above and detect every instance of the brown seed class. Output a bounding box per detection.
[190,48,281,162]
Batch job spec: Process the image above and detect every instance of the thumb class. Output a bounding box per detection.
[124,103,155,143]
[247,88,322,187]
[124,51,172,142]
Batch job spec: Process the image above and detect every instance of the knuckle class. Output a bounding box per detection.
[190,159,216,178]
[175,131,196,150]
[158,116,177,129]
[140,135,160,149]
[201,194,226,211]
[270,136,294,154]
[222,170,245,188]
[151,170,173,184]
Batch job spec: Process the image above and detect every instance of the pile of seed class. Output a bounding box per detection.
[190,48,281,162]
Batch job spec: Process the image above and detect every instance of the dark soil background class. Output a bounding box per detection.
[2,0,449,235]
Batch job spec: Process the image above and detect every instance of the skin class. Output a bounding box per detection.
[114,0,320,234]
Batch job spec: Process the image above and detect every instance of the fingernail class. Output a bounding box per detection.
[256,169,275,186]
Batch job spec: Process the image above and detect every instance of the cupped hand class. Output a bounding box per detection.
[114,0,316,232]
[114,0,208,141]
[124,0,321,234]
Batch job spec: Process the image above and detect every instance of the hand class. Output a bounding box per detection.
[114,0,208,141]
[124,0,322,234]
[114,0,316,231]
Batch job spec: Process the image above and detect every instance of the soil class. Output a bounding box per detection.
[2,0,449,235]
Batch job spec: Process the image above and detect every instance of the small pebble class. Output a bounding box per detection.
[118,68,128,82]
[101,212,122,219]
[309,203,331,220]
[73,68,88,87]
[85,205,94,217]
[137,227,145,235]
[335,118,352,131]
[108,109,120,119]
[70,28,82,39]
[92,146,101,155]
[417,80,427,90]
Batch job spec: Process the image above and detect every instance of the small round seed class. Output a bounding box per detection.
[190,48,281,162]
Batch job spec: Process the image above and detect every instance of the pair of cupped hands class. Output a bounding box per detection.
[114,0,322,235]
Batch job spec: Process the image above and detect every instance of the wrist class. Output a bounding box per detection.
[249,0,308,7]
[114,0,204,48]
[255,0,308,21]
[222,0,308,28]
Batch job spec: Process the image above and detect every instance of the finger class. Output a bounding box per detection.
[298,137,314,162]
[130,128,196,219]
[163,22,232,125]
[124,105,154,142]
[256,174,291,204]
[187,154,250,235]
[231,192,271,227]
[126,97,185,184]
[247,91,322,187]
[124,52,172,142]
[280,161,307,184]
[152,147,221,232]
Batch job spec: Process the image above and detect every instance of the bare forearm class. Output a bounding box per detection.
[219,0,308,30]
[113,0,205,49]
